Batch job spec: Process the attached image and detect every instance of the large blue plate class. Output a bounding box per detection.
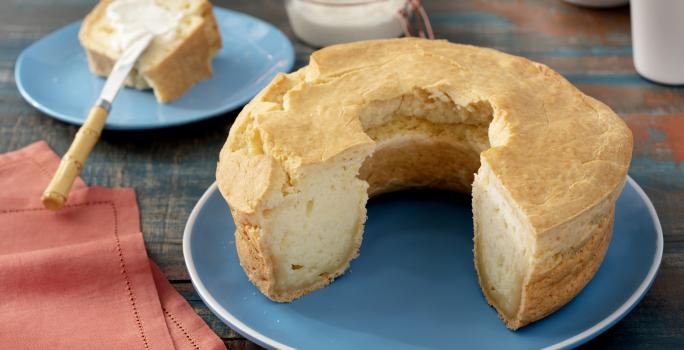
[184,177,662,349]
[15,8,294,130]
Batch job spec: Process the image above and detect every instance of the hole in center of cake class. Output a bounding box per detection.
[353,91,528,319]
[358,89,493,196]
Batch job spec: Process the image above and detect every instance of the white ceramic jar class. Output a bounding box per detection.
[285,0,405,47]
[631,0,684,85]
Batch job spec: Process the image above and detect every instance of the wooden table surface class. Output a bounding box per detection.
[1,0,682,348]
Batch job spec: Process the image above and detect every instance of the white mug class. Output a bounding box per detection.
[631,0,684,85]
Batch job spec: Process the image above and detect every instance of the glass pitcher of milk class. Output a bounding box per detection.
[285,0,406,47]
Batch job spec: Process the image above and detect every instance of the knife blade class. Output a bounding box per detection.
[99,33,154,105]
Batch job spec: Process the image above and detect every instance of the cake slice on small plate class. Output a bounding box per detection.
[79,0,222,103]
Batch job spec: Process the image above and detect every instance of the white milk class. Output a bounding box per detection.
[285,0,405,47]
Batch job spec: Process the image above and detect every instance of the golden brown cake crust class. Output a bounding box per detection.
[78,0,221,102]
[217,38,633,328]
[221,38,631,233]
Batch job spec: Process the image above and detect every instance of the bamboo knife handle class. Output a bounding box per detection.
[41,105,109,210]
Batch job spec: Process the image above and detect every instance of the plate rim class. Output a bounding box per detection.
[184,181,293,350]
[14,7,295,130]
[183,176,663,350]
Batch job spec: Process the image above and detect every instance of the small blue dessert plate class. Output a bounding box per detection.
[15,8,294,130]
[183,176,662,349]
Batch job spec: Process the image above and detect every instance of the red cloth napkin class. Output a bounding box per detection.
[0,141,226,350]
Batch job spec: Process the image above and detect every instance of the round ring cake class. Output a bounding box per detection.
[216,38,633,329]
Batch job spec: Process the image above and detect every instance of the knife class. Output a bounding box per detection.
[41,34,154,210]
